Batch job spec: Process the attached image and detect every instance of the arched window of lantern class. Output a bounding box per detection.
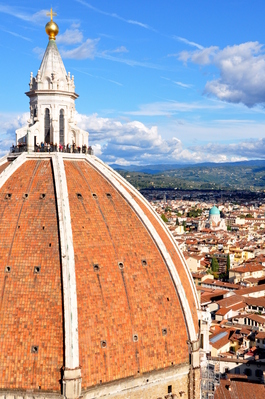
[59,109,65,145]
[44,108,50,143]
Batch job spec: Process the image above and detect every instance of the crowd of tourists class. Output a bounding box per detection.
[10,142,93,155]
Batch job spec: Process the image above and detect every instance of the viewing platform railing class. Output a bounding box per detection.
[10,144,94,155]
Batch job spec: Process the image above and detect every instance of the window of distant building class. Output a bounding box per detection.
[244,369,252,376]
[255,369,263,377]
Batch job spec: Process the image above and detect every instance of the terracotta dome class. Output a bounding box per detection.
[0,153,200,398]
[0,12,201,399]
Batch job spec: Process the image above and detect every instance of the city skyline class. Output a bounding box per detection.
[1,0,265,165]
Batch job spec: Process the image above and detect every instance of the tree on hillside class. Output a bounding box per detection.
[187,208,202,218]
[226,254,231,273]
[220,210,225,218]
[176,218,179,226]
[182,220,186,231]
[161,214,168,223]
[211,256,219,272]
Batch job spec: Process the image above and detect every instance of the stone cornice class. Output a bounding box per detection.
[25,89,79,100]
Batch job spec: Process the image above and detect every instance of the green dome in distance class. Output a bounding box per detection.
[209,206,220,215]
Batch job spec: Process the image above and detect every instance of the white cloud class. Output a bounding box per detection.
[57,26,83,45]
[107,46,129,54]
[31,9,50,24]
[91,143,102,156]
[0,112,29,133]
[0,112,29,155]
[0,138,14,154]
[60,38,100,59]
[161,76,192,89]
[76,113,163,147]
[112,157,132,166]
[174,36,204,50]
[173,81,192,89]
[1,111,265,165]
[125,100,224,116]
[0,28,32,42]
[97,53,164,70]
[72,67,123,86]
[0,6,50,24]
[127,20,151,29]
[75,112,249,164]
[179,46,218,65]
[179,41,265,107]
[190,138,265,160]
[75,0,155,31]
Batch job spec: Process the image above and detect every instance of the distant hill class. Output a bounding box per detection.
[111,163,191,174]
[111,159,265,174]
[114,159,265,191]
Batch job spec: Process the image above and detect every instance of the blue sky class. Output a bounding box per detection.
[1,1,265,165]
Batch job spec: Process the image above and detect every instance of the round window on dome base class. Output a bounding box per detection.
[133,334,138,342]
[31,345,39,354]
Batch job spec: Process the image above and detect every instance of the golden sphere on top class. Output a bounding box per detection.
[45,20,59,40]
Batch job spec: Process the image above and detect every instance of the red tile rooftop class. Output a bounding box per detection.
[243,276,265,284]
[202,279,240,290]
[244,296,265,307]
[233,264,265,273]
[216,307,230,316]
[201,290,230,304]
[214,378,265,398]
[237,283,265,295]
[256,331,265,340]
[196,286,215,293]
[210,328,236,350]
[238,314,265,324]
[216,295,245,309]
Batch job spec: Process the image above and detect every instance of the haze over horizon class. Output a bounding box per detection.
[1,0,265,165]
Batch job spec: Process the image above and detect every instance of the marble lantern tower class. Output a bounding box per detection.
[16,10,88,150]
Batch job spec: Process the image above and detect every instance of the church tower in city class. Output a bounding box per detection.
[16,9,88,150]
[0,10,202,399]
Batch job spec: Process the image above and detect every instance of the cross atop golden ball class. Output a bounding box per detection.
[45,8,59,40]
